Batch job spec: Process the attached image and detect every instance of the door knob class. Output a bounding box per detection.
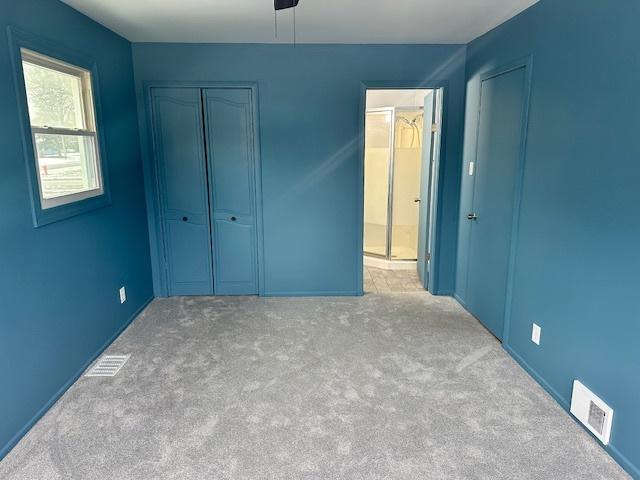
[230,216,237,222]
[467,213,478,220]
[182,216,189,222]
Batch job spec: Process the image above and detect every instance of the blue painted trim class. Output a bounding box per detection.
[447,54,467,300]
[459,288,638,477]
[358,80,450,296]
[459,56,534,341]
[141,81,265,297]
[263,291,359,297]
[503,344,640,480]
[470,56,534,343]
[495,56,534,345]
[141,83,168,296]
[428,86,449,295]
[0,296,154,462]
[355,83,366,297]
[453,292,466,308]
[6,26,112,227]
[250,85,266,297]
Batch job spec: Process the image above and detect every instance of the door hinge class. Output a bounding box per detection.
[425,253,431,261]
[431,123,439,133]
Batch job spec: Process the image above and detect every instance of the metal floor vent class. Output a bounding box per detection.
[570,380,614,445]
[85,354,130,377]
[588,401,606,435]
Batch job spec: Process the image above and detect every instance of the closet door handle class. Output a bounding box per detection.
[230,216,237,222]
[467,213,478,220]
[182,216,189,222]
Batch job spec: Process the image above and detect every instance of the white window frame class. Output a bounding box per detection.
[21,48,104,209]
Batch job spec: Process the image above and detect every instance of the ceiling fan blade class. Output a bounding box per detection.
[274,0,300,10]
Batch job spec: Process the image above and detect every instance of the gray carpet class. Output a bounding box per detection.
[0,293,629,479]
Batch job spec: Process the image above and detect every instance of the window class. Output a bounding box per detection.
[20,48,103,209]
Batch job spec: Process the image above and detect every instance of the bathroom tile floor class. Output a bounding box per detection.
[364,266,424,293]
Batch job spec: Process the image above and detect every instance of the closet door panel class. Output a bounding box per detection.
[214,216,255,284]
[151,88,214,296]
[204,88,258,295]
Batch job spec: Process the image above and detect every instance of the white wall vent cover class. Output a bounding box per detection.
[570,380,614,445]
[85,355,130,377]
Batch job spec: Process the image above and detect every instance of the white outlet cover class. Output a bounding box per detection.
[531,323,541,345]
[119,286,126,304]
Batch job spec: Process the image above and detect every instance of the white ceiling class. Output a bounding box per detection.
[60,0,538,44]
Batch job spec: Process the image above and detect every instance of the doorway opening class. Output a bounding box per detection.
[362,88,443,293]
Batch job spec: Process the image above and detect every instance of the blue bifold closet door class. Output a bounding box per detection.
[204,88,259,295]
[151,88,214,296]
[151,87,259,296]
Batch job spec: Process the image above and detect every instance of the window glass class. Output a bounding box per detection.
[33,133,99,199]
[22,61,87,130]
[21,49,102,208]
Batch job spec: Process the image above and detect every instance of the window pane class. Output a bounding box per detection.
[22,61,86,130]
[34,133,100,200]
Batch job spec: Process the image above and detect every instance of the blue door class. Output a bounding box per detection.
[464,66,528,339]
[150,88,214,296]
[417,91,435,289]
[204,88,259,295]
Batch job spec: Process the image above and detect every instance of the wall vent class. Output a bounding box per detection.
[570,380,613,445]
[85,354,130,377]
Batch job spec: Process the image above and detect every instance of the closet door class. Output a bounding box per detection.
[150,88,214,296]
[203,88,258,295]
[464,66,528,339]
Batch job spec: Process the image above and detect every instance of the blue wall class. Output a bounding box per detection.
[0,0,153,458]
[132,43,467,296]
[458,1,640,477]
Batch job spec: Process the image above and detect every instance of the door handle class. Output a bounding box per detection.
[182,216,189,222]
[414,198,421,203]
[230,216,237,222]
[467,213,478,220]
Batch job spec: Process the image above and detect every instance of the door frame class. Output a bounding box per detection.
[357,81,449,295]
[465,56,534,343]
[142,81,265,297]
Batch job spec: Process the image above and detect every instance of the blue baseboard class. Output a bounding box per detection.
[435,289,454,296]
[503,344,640,479]
[453,290,638,478]
[453,292,473,315]
[0,296,154,462]
[262,290,360,297]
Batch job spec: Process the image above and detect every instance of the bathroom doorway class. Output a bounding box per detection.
[362,88,444,291]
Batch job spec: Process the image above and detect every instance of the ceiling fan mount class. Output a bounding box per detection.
[274,0,300,11]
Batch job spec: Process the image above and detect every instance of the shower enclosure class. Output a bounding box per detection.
[363,106,424,261]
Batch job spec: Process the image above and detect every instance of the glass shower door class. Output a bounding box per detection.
[390,109,424,260]
[363,109,392,257]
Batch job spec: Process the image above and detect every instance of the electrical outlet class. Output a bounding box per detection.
[119,286,126,304]
[531,323,541,345]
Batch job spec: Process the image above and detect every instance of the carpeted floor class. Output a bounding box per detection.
[0,293,629,479]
